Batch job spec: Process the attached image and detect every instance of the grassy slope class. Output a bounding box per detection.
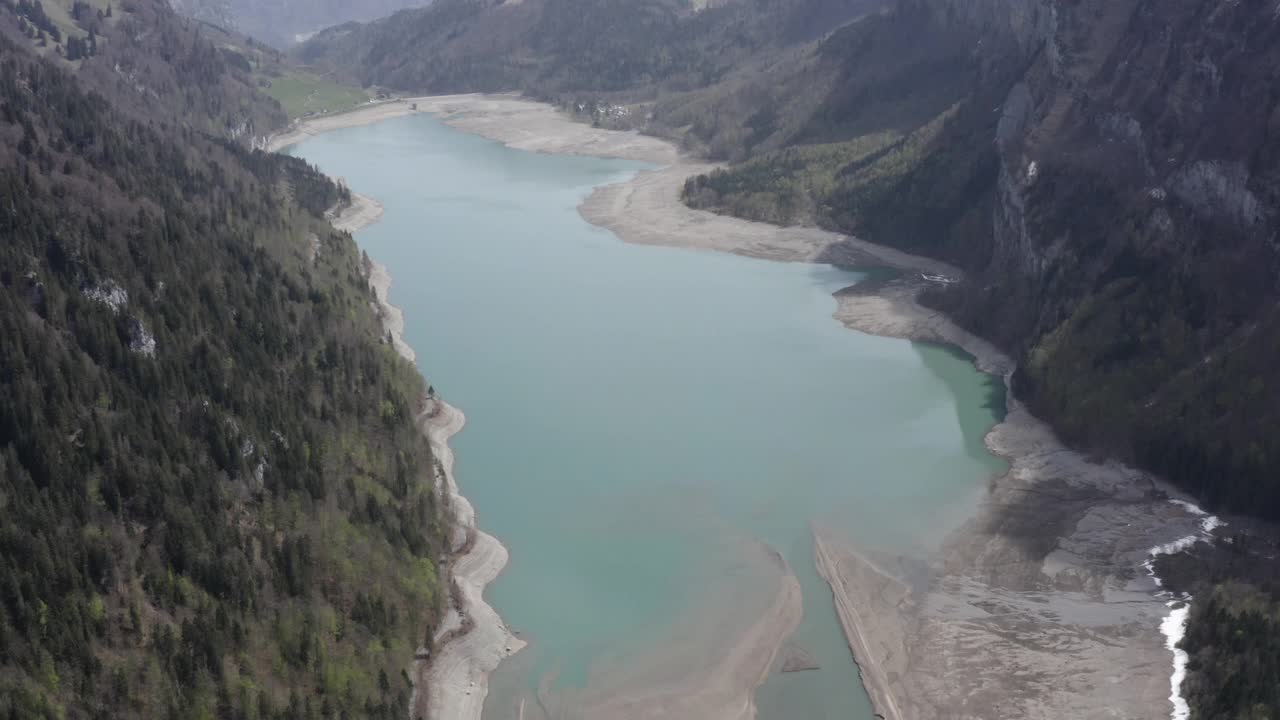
[262,69,369,119]
[185,22,371,121]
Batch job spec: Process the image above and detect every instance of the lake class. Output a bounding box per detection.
[290,113,1007,719]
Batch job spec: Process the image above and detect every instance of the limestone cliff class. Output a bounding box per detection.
[936,0,1280,519]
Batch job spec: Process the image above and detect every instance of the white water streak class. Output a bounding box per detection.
[1142,499,1223,720]
[1161,604,1192,720]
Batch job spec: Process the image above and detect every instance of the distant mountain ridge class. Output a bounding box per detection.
[296,0,887,98]
[170,0,433,47]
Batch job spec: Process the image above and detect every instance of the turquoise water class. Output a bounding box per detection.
[290,115,1006,719]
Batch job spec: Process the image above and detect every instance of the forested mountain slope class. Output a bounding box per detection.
[0,4,450,717]
[2,0,286,138]
[296,0,886,99]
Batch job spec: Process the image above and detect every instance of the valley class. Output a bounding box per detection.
[0,0,1277,718]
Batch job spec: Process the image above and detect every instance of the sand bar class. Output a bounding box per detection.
[416,398,527,720]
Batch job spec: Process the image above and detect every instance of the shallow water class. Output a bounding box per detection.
[291,114,1007,719]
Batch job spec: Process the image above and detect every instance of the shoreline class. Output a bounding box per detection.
[327,188,525,720]
[293,94,1211,719]
[415,398,527,720]
[266,99,426,154]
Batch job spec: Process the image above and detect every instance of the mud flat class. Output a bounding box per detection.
[824,281,1219,719]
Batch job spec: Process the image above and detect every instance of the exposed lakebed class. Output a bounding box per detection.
[291,114,1007,719]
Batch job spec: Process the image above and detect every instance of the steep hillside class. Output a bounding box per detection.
[677,0,1018,240]
[962,0,1280,519]
[0,10,449,719]
[296,0,885,100]
[708,0,1279,527]
[160,17,375,121]
[170,0,433,48]
[1,0,287,139]
[659,0,1280,529]
[769,0,1280,523]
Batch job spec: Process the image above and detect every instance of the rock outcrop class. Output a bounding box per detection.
[934,0,1280,519]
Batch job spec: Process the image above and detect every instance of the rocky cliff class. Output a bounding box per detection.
[936,0,1280,519]
[675,0,1280,520]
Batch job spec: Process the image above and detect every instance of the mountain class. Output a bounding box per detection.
[0,1,449,717]
[694,0,1280,525]
[3,0,286,137]
[170,0,433,48]
[933,0,1280,517]
[296,0,888,98]
[300,0,1280,524]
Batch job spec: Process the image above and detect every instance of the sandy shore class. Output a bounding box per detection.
[267,100,424,153]
[299,93,1210,719]
[366,259,416,364]
[267,94,680,161]
[329,183,524,720]
[328,190,385,235]
[416,398,527,720]
[335,192,415,367]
